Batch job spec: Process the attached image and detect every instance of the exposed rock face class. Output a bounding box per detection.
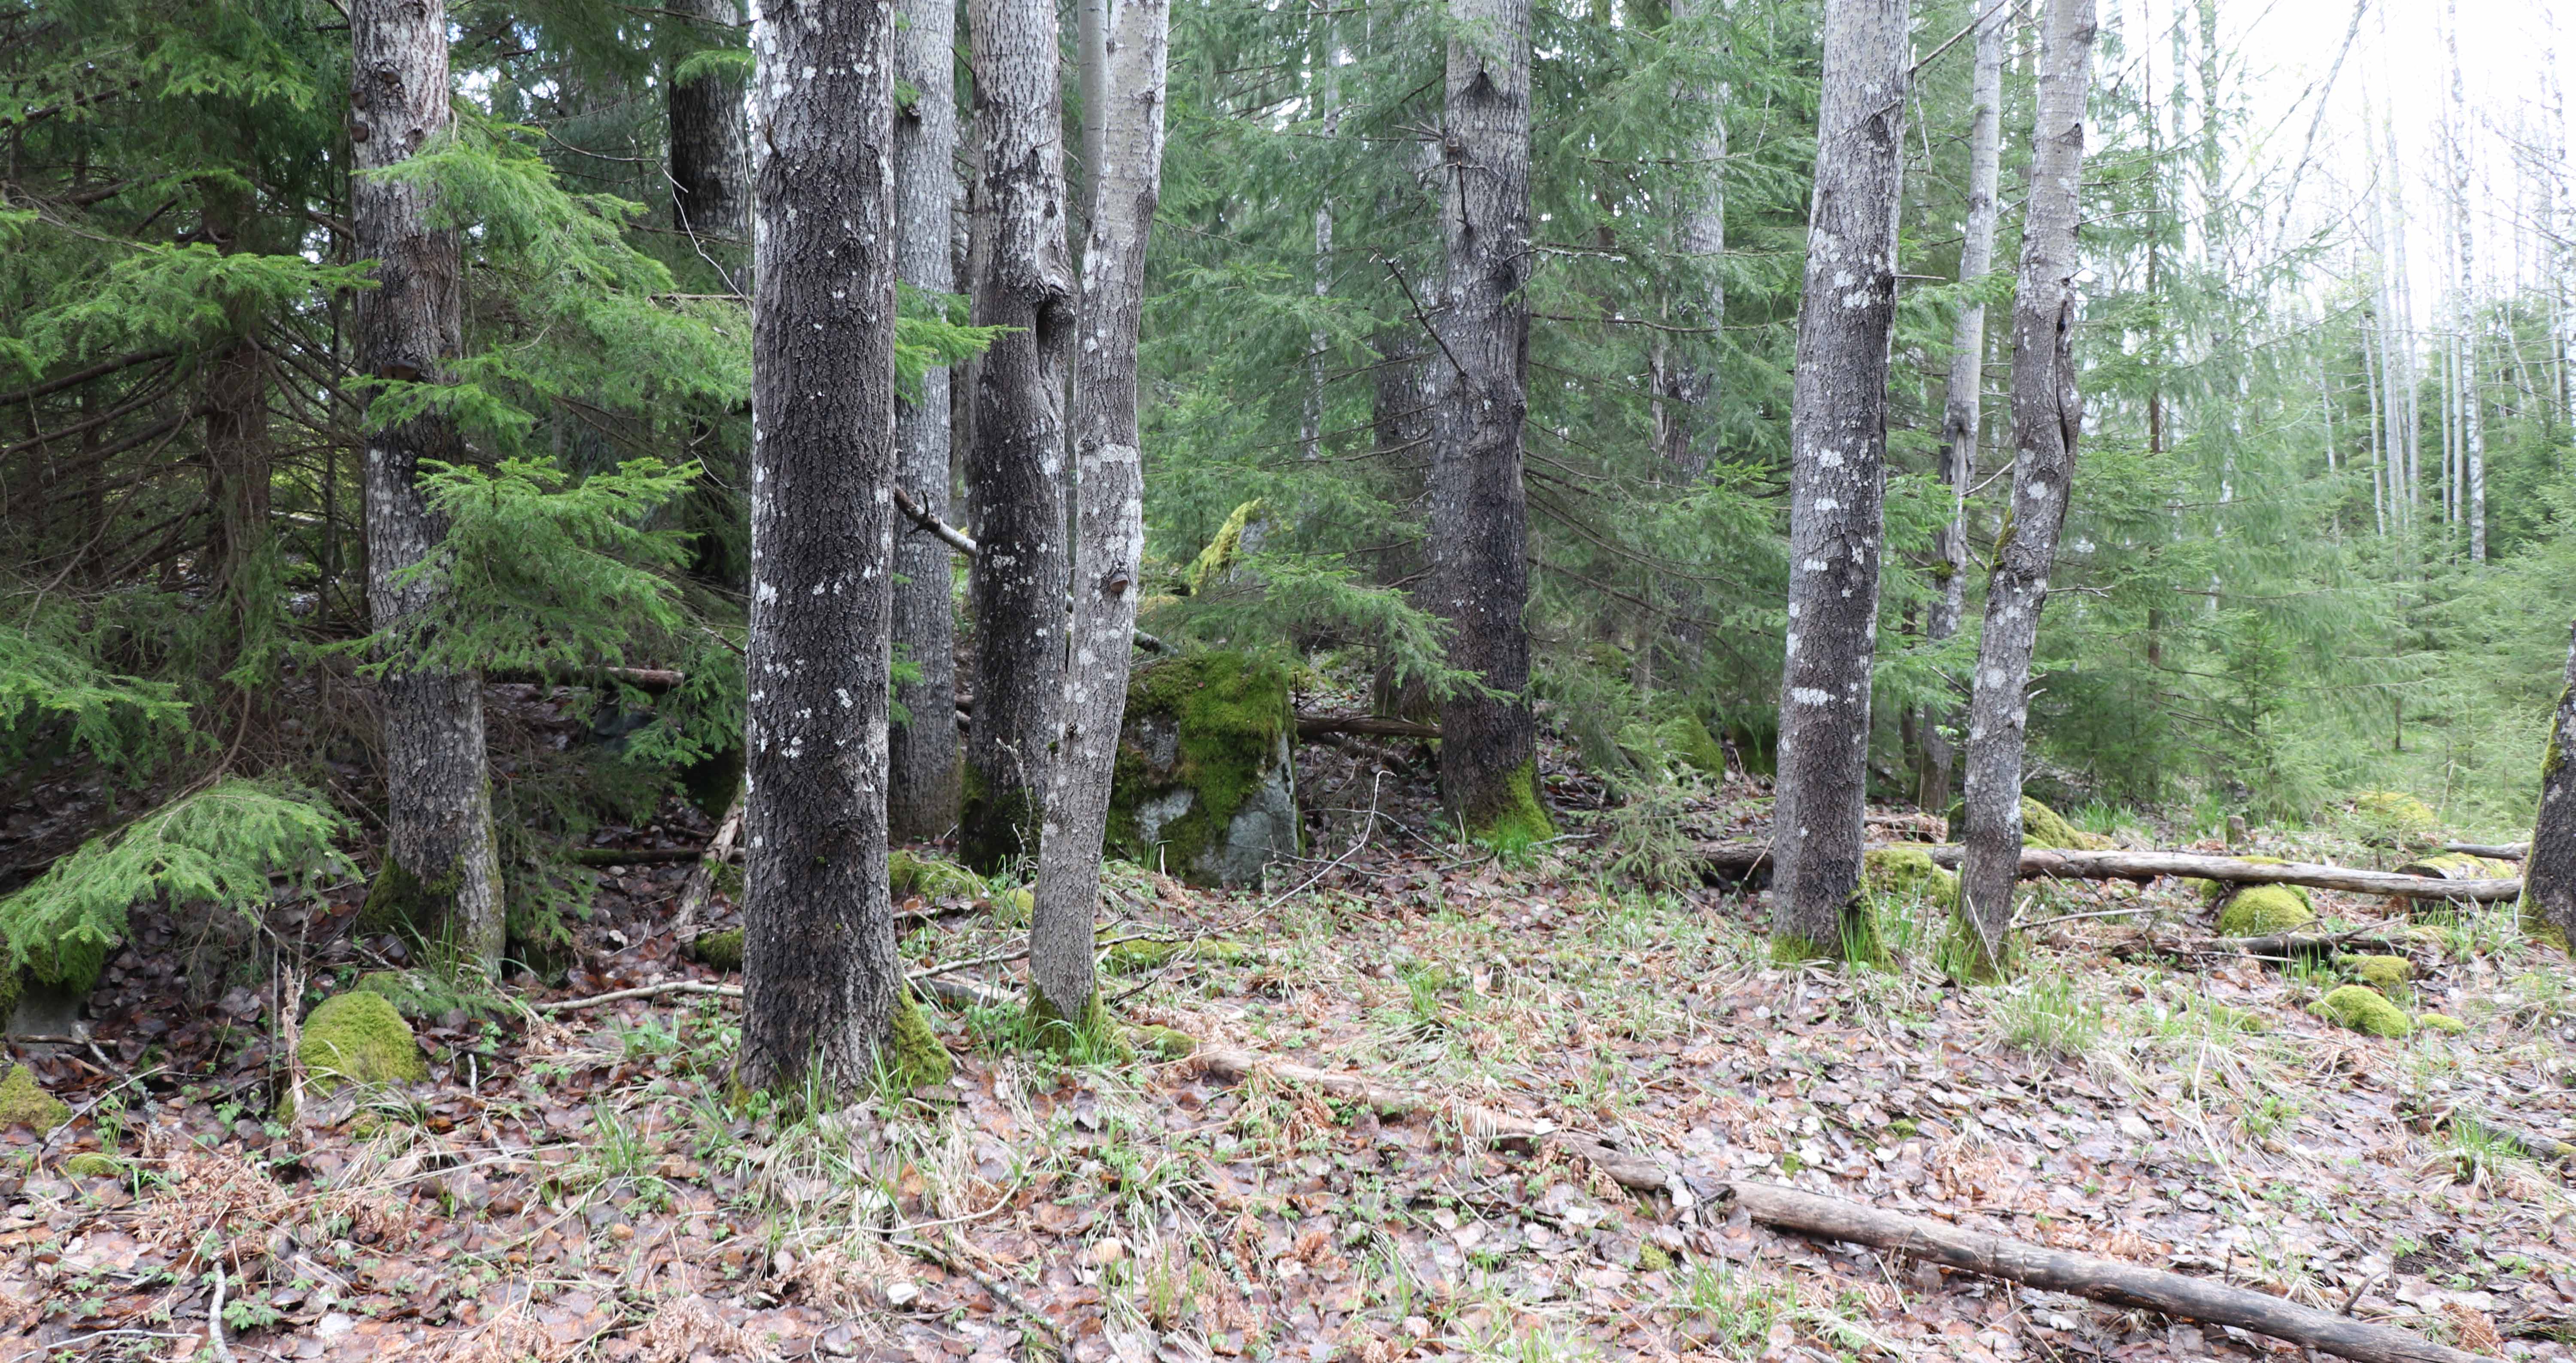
[1109,653,1300,887]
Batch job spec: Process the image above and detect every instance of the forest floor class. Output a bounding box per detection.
[6,761,2576,1363]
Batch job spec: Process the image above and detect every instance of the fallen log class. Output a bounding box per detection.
[2442,1110,2576,1165]
[1728,1182,2494,1363]
[1295,715,1441,742]
[567,845,708,866]
[1191,1045,2493,1363]
[2442,842,2528,861]
[489,666,688,694]
[1687,842,2520,902]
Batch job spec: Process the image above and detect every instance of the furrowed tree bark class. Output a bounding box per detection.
[1918,0,2003,815]
[889,0,965,841]
[2525,620,2576,944]
[667,0,749,255]
[960,0,1075,870]
[1029,0,1170,1035]
[737,0,928,1097]
[1956,0,2096,981]
[200,179,273,706]
[351,0,504,972]
[1653,0,1725,484]
[1425,0,1548,845]
[1769,0,1908,958]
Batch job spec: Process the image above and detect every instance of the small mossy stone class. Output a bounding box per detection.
[2216,884,2315,936]
[1862,846,1959,909]
[63,1153,125,1179]
[298,991,430,1098]
[1637,1242,1674,1274]
[2314,984,2413,1038]
[889,850,983,901]
[1126,1024,1197,1061]
[690,928,745,972]
[2421,1012,2467,1034]
[1657,712,1728,778]
[0,1064,67,1133]
[2348,954,2413,989]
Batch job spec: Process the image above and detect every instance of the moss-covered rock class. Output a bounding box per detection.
[1861,846,1958,908]
[1106,652,1301,886]
[0,1064,67,1133]
[63,1152,126,1179]
[2420,1012,2467,1035]
[889,850,983,902]
[2313,984,2413,1038]
[1101,938,1255,976]
[2216,884,2316,936]
[1655,711,1728,779]
[298,991,430,1100]
[689,928,744,972]
[2348,954,2412,989]
[1944,796,2109,849]
[1125,1024,1197,1061]
[1184,499,1266,596]
[2350,790,2441,846]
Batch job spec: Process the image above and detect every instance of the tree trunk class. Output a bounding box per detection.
[351,0,504,972]
[2445,0,2484,563]
[889,0,965,841]
[667,0,749,255]
[200,179,273,703]
[2526,621,2576,945]
[1955,0,2096,980]
[1767,0,1909,958]
[736,0,928,1098]
[958,0,1076,871]
[1654,0,1725,484]
[1029,0,1171,1034]
[1425,0,1547,845]
[1918,0,2003,815]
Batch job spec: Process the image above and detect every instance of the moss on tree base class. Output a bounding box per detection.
[358,857,463,940]
[883,991,954,1090]
[957,765,1042,875]
[1461,759,1553,852]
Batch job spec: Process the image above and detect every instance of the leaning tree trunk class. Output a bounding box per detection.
[1028,0,1172,1034]
[351,0,504,972]
[1955,0,2097,981]
[1767,0,1910,960]
[1425,0,1547,845]
[959,0,1075,871]
[2526,620,2576,946]
[888,0,965,840]
[1919,0,2004,816]
[736,0,938,1098]
[667,0,749,255]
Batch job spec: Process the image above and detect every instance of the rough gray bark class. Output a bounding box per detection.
[1956,0,2096,980]
[2526,621,2576,944]
[199,180,271,690]
[1425,0,1547,843]
[735,0,911,1096]
[889,0,964,841]
[1767,0,1909,957]
[351,0,504,972]
[958,0,1075,870]
[1028,0,1171,1032]
[667,0,749,254]
[1918,0,2004,815]
[1653,0,1726,484]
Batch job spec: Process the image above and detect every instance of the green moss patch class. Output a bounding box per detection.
[2216,884,2315,936]
[1462,759,1555,850]
[63,1153,126,1179]
[0,1064,67,1133]
[1106,651,1300,885]
[1185,499,1265,595]
[2421,1012,2467,1035]
[1126,1024,1198,1061]
[883,990,954,1089]
[957,765,1042,874]
[298,990,430,1099]
[890,850,983,901]
[1655,711,1728,778]
[689,928,744,972]
[1862,846,1958,908]
[1945,796,2108,849]
[2347,954,2412,989]
[2350,790,2440,845]
[2313,985,2413,1038]
[357,857,462,939]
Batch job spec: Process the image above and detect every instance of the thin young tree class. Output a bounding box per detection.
[1654,0,1726,482]
[1425,0,1548,846]
[1920,0,2005,816]
[1767,0,1910,959]
[2526,621,2576,946]
[351,0,504,970]
[960,0,1075,870]
[1955,0,2098,981]
[890,0,964,840]
[2445,0,2485,563]
[1029,0,1173,1034]
[736,0,942,1095]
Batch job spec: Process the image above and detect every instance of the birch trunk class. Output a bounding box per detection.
[1029,0,1172,1032]
[889,0,964,840]
[1768,0,1909,958]
[2527,621,2576,946]
[736,0,921,1096]
[1425,0,1547,844]
[960,0,1075,870]
[351,0,504,972]
[1919,0,2004,815]
[667,0,749,253]
[2446,0,2484,562]
[1956,0,2096,981]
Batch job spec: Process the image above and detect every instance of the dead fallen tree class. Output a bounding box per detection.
[1295,715,1440,742]
[2442,842,2528,861]
[1689,842,2520,902]
[1193,1046,2494,1363]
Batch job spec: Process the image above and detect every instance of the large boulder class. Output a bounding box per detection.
[1109,652,1301,887]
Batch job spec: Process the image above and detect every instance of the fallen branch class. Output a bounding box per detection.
[2441,842,2527,861]
[488,666,687,694]
[672,798,746,935]
[567,846,708,866]
[533,961,1013,1015]
[2442,1110,2576,1165]
[1296,714,1441,742]
[1688,841,2520,901]
[893,484,980,557]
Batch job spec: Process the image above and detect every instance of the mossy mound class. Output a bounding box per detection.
[890,850,983,902]
[1101,938,1255,976]
[689,928,744,972]
[63,1153,126,1178]
[1654,711,1728,779]
[1106,652,1301,886]
[0,1064,68,1133]
[1861,846,1958,908]
[2421,1013,2467,1035]
[2215,884,2315,936]
[2313,985,2413,1038]
[1125,1025,1197,1061]
[2348,954,2412,989]
[298,991,430,1099]
[355,969,501,1021]
[2350,790,2441,846]
[1944,796,2110,849]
